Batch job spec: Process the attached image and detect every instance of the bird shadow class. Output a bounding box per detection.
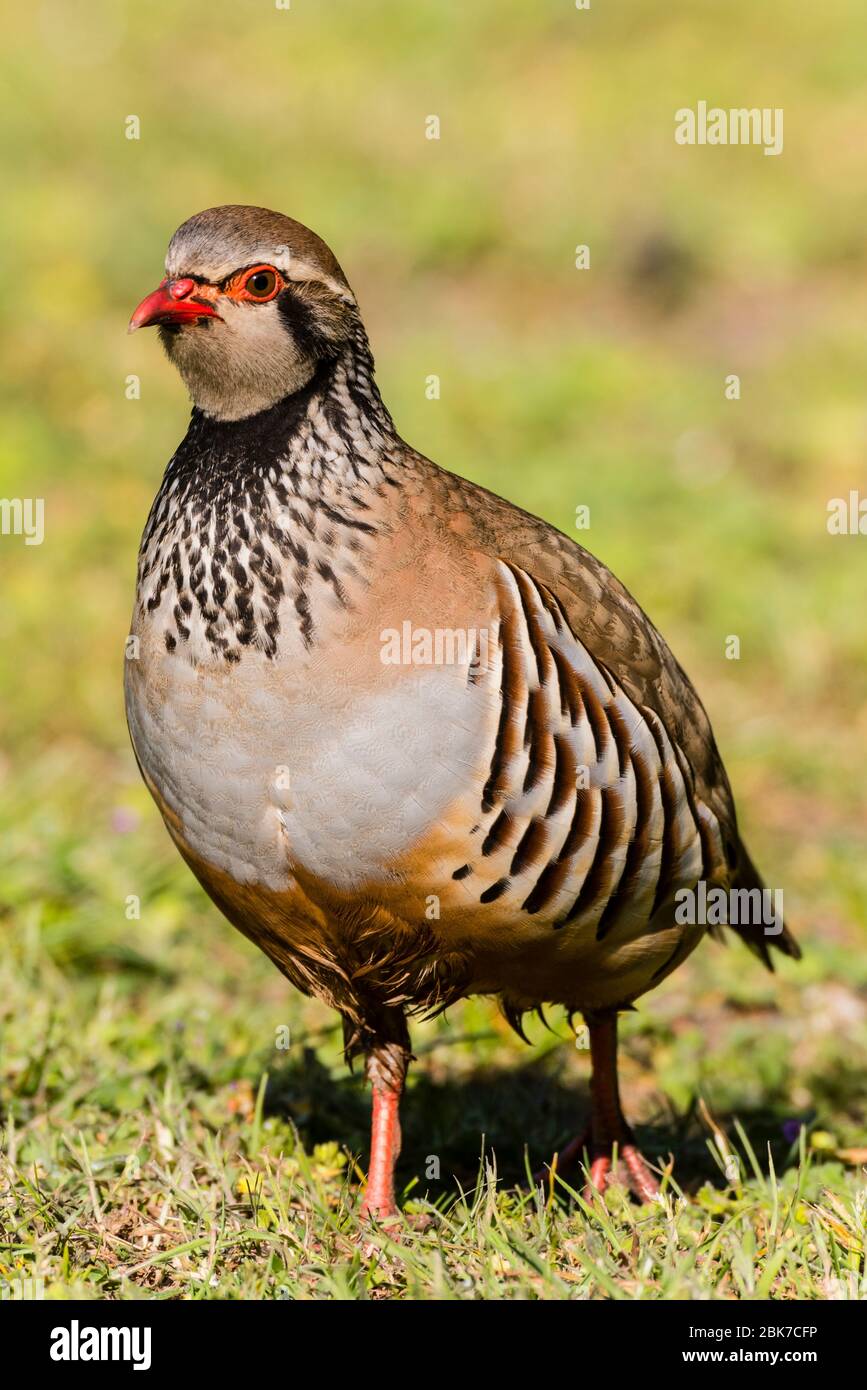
[263,1045,808,1200]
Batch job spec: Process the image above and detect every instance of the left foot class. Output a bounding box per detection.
[360,1030,410,1222]
[537,1131,661,1203]
[535,1010,663,1204]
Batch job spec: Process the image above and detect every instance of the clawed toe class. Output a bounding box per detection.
[584,1142,661,1203]
[620,1142,661,1203]
[534,1012,664,1205]
[537,1137,661,1204]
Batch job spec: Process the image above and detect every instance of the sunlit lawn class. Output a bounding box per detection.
[1,0,865,1298]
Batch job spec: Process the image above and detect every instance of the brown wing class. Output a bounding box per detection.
[420,459,800,966]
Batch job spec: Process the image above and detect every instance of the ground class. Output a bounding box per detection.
[0,0,865,1299]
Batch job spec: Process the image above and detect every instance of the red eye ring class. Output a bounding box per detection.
[235,265,283,302]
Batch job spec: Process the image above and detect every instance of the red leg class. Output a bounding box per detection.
[541,1010,661,1203]
[360,1039,408,1221]
[585,1010,660,1202]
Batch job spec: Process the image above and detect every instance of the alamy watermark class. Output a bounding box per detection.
[675,879,784,936]
[0,497,44,545]
[1,1274,44,1300]
[675,102,783,157]
[50,1320,151,1371]
[827,490,867,535]
[380,623,491,672]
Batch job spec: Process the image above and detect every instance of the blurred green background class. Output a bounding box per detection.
[0,0,865,1297]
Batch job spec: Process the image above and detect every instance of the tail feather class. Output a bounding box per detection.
[728,839,801,969]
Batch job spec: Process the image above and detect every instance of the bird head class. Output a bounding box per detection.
[129,205,359,421]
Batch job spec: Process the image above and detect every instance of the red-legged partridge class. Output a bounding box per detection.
[126,206,799,1218]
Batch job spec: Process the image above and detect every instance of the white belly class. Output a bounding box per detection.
[125,633,494,894]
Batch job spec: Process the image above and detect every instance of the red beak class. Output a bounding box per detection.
[128,277,218,332]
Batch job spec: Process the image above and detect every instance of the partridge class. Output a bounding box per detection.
[126,206,799,1218]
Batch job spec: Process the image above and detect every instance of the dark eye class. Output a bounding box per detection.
[245,269,278,299]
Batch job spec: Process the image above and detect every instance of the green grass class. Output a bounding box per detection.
[1,866,865,1299]
[1,0,866,1299]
